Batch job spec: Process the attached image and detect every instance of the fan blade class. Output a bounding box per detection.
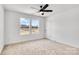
[31,7,39,10]
[42,10,53,12]
[42,4,49,10]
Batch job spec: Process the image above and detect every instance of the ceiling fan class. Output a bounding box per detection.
[31,4,53,15]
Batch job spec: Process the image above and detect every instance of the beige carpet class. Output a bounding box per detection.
[1,39,79,55]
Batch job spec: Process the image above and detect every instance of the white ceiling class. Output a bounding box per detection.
[3,4,79,17]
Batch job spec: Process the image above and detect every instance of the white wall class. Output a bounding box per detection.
[46,7,79,48]
[0,5,4,53]
[5,10,45,44]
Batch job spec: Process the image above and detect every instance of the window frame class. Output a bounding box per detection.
[19,18,40,35]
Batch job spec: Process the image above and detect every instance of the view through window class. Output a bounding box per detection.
[31,20,39,34]
[20,18,40,35]
[20,18,30,35]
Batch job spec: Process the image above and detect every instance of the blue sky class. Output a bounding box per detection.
[20,18,39,26]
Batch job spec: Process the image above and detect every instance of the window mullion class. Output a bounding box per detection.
[30,19,32,34]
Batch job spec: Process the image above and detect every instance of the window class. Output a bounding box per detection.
[20,18,30,35]
[20,18,40,35]
[31,20,39,34]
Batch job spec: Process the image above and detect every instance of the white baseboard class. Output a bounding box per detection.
[5,38,44,45]
[47,37,79,48]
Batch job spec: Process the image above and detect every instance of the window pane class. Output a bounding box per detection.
[20,18,30,35]
[31,20,39,34]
